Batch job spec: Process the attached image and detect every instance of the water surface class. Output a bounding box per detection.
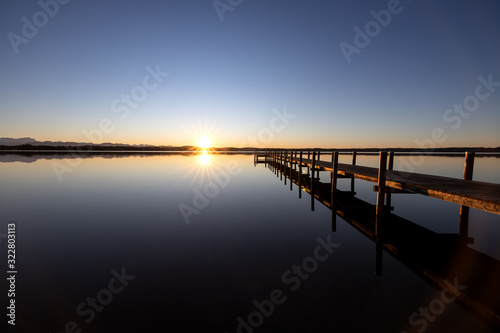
[1,152,499,332]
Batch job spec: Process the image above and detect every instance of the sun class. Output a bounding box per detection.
[198,136,212,149]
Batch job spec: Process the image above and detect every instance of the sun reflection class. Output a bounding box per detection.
[198,150,211,165]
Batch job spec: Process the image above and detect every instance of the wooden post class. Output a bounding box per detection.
[298,150,302,173]
[375,152,387,238]
[290,150,293,191]
[331,151,339,233]
[299,151,303,199]
[386,151,394,211]
[273,150,276,174]
[330,151,334,184]
[276,150,279,176]
[275,150,278,177]
[459,152,475,238]
[307,150,310,175]
[351,151,357,194]
[316,150,321,180]
[331,151,338,203]
[311,150,316,211]
[280,150,283,181]
[311,150,316,186]
[463,151,475,180]
[284,150,287,186]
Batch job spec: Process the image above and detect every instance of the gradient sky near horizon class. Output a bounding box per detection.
[1,0,499,148]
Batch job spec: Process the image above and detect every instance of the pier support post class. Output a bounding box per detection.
[317,150,321,180]
[284,151,287,186]
[307,150,310,175]
[330,151,334,184]
[299,151,303,199]
[375,152,388,238]
[311,150,316,186]
[386,151,394,211]
[331,151,339,203]
[276,150,279,176]
[290,150,293,191]
[311,150,316,211]
[331,151,339,232]
[375,152,387,275]
[272,150,276,174]
[459,152,475,238]
[351,151,357,194]
[280,150,283,181]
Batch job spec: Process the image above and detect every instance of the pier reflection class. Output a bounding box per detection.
[261,156,500,329]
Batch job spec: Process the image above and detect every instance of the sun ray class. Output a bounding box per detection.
[180,114,225,151]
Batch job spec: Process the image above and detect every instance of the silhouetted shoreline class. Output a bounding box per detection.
[1,144,499,154]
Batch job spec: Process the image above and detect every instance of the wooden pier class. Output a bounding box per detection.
[257,150,500,215]
[256,150,500,328]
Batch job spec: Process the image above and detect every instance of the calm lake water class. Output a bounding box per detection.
[1,152,499,332]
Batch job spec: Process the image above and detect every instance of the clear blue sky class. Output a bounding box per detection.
[1,0,499,148]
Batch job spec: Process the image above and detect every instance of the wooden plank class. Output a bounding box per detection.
[373,185,414,194]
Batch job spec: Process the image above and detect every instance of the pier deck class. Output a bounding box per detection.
[271,152,500,215]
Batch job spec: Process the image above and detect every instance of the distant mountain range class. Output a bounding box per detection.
[0,137,162,147]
